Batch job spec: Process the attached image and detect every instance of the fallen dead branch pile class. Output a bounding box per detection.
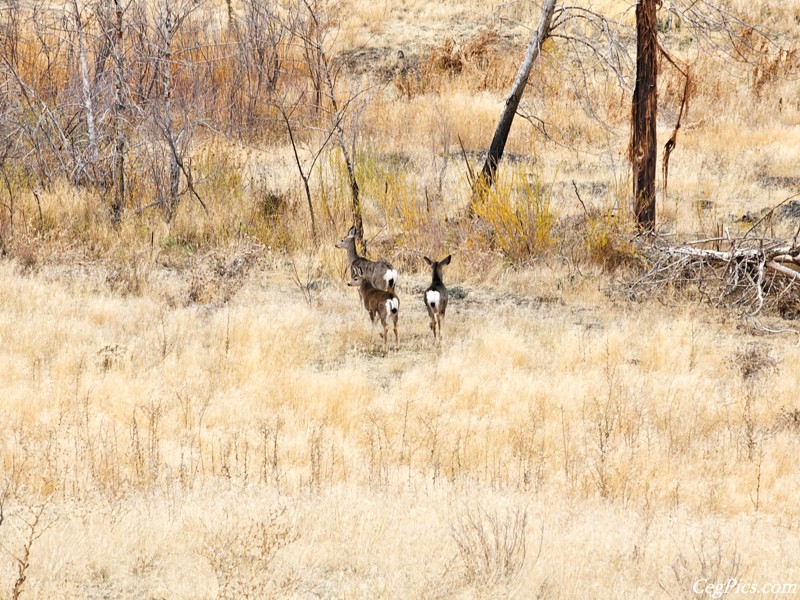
[621,235,800,318]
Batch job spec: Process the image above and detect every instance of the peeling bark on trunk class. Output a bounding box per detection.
[661,54,690,198]
[631,0,658,232]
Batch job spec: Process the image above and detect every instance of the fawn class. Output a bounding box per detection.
[348,266,399,354]
[336,226,398,291]
[423,255,451,342]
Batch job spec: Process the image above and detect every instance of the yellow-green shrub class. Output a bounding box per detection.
[471,166,557,263]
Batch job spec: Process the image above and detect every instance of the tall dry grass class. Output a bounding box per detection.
[2,255,800,597]
[3,0,800,597]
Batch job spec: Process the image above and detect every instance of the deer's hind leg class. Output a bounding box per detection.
[381,320,389,355]
[429,313,439,341]
[425,306,436,339]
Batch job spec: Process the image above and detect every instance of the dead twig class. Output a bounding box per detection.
[457,134,476,192]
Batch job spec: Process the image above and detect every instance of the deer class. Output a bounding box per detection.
[348,265,399,354]
[336,226,398,291]
[423,255,451,342]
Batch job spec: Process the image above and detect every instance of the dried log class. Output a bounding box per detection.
[772,254,800,264]
[767,261,800,280]
[620,237,800,316]
[663,244,800,263]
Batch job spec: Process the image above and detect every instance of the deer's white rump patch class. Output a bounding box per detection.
[385,298,399,315]
[426,290,440,310]
[384,269,398,288]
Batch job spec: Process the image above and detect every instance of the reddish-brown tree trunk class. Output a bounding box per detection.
[631,0,658,231]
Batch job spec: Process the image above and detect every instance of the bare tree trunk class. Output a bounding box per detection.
[474,0,556,200]
[110,0,125,223]
[320,54,362,245]
[279,107,317,242]
[160,2,180,221]
[631,0,658,232]
[72,0,99,174]
[303,0,363,246]
[302,0,323,113]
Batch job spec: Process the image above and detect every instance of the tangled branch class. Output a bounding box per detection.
[621,235,800,317]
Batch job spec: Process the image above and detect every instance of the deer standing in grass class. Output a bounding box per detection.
[423,255,451,342]
[336,226,398,291]
[349,266,399,354]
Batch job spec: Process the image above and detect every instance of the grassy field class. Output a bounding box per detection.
[2,254,800,598]
[3,0,800,598]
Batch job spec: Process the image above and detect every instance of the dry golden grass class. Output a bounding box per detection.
[4,0,800,597]
[2,252,800,597]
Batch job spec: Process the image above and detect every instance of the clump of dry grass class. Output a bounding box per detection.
[425,28,513,92]
[733,343,778,381]
[451,504,530,588]
[187,240,264,306]
[199,507,298,598]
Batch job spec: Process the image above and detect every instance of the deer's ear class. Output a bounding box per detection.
[352,265,363,277]
[424,257,432,266]
[442,255,452,266]
[348,225,357,237]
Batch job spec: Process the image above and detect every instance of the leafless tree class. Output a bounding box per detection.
[631,0,657,231]
[1,4,76,184]
[232,0,283,131]
[301,0,324,113]
[257,0,371,245]
[481,0,772,230]
[276,96,336,242]
[110,0,126,222]
[157,0,181,220]
[93,0,129,221]
[126,0,207,221]
[474,0,556,200]
[71,0,99,176]
[295,0,367,247]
